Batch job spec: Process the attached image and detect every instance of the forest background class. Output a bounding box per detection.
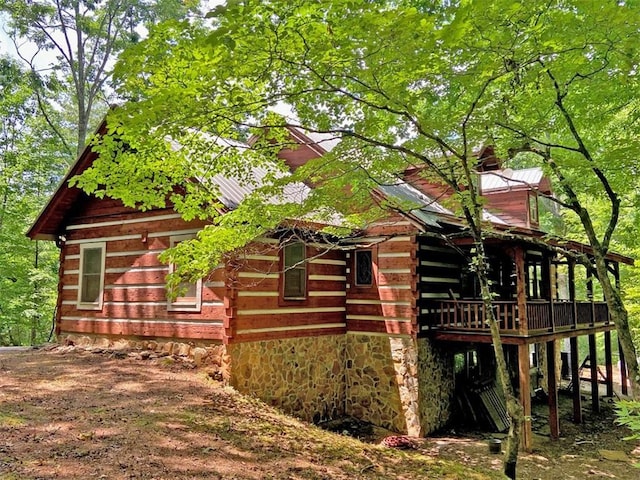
[0,0,201,345]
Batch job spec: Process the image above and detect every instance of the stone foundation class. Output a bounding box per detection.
[344,334,421,435]
[60,332,456,436]
[228,335,346,423]
[390,336,422,435]
[58,333,230,377]
[417,337,455,433]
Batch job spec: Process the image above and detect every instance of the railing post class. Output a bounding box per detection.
[473,305,478,328]
[451,302,456,328]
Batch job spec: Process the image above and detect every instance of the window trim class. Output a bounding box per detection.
[282,242,307,301]
[167,234,202,312]
[77,241,106,311]
[354,249,374,287]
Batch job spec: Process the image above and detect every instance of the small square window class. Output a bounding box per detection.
[354,250,373,286]
[283,242,306,299]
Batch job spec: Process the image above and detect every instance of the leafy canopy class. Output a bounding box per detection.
[0,0,201,155]
[75,0,640,279]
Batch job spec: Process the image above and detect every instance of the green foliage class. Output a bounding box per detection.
[0,0,199,155]
[615,400,640,467]
[0,56,63,345]
[0,2,210,336]
[608,192,640,345]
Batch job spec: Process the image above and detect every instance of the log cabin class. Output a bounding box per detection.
[27,124,633,450]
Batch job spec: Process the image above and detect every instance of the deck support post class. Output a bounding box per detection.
[546,340,560,439]
[518,343,532,451]
[604,330,614,397]
[570,336,582,423]
[589,333,600,413]
[619,339,628,396]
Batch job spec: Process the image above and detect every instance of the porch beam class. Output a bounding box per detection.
[546,340,560,439]
[589,333,600,413]
[518,343,532,451]
[570,336,582,423]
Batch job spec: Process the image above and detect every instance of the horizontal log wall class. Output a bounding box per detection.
[56,197,426,344]
[417,237,463,332]
[227,241,348,342]
[58,205,226,342]
[345,235,418,336]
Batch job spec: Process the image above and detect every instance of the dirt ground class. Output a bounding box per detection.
[0,347,638,480]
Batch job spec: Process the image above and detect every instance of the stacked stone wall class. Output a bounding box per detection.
[59,333,230,375]
[61,332,456,436]
[417,337,455,433]
[344,334,420,434]
[228,335,346,423]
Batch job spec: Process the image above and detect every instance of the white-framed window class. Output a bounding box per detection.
[354,249,373,286]
[77,242,106,310]
[167,235,202,312]
[283,242,306,300]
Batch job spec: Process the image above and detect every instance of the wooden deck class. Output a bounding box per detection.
[422,299,611,339]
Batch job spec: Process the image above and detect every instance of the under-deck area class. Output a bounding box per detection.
[416,234,632,450]
[433,328,630,452]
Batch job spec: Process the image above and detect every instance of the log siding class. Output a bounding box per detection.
[57,200,424,344]
[58,202,226,342]
[345,234,419,336]
[229,241,348,342]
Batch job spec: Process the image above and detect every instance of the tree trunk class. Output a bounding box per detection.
[75,0,87,157]
[455,153,525,477]
[593,254,640,399]
[474,242,524,479]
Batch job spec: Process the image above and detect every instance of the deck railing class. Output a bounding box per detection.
[422,299,610,335]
